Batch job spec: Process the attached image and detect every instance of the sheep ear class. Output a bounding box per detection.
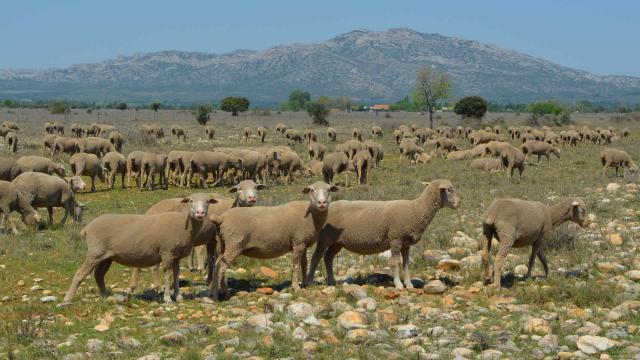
[329,185,340,193]
[228,186,238,193]
[420,181,429,187]
[301,186,312,194]
[180,197,190,203]
[208,198,219,204]
[439,183,450,190]
[256,184,267,190]
[571,200,580,207]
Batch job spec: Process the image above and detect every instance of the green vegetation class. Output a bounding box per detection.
[49,100,70,114]
[220,96,250,116]
[412,66,451,128]
[306,100,330,125]
[195,104,213,125]
[282,90,311,111]
[454,96,488,119]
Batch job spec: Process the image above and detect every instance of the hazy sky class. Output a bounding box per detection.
[3,1,639,76]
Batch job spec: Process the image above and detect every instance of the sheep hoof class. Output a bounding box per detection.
[163,296,174,303]
[404,283,414,290]
[394,283,405,291]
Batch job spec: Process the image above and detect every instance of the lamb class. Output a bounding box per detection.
[171,125,186,140]
[0,158,22,181]
[499,145,526,178]
[600,148,638,176]
[522,140,560,163]
[322,152,349,186]
[257,126,267,143]
[308,141,326,160]
[471,158,504,172]
[371,126,383,139]
[243,127,252,142]
[326,127,337,142]
[16,156,66,177]
[482,198,588,289]
[61,193,218,305]
[108,131,123,152]
[204,125,215,139]
[349,149,372,185]
[6,131,18,153]
[352,128,363,141]
[126,151,146,188]
[140,152,168,190]
[307,180,460,290]
[0,180,41,234]
[12,172,85,224]
[70,153,105,192]
[446,150,473,161]
[210,182,339,298]
[102,151,127,189]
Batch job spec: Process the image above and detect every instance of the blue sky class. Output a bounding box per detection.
[3,1,639,76]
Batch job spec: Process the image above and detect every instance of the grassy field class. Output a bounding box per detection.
[0,108,639,359]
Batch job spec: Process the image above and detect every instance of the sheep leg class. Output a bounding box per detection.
[62,257,101,304]
[120,172,125,189]
[390,244,404,290]
[47,207,54,224]
[94,260,113,297]
[492,229,514,290]
[160,257,174,303]
[537,249,550,277]
[171,260,182,302]
[322,244,343,286]
[401,247,414,289]
[91,176,96,192]
[300,248,309,288]
[481,227,494,283]
[215,249,242,300]
[291,245,306,291]
[128,268,140,293]
[307,242,329,285]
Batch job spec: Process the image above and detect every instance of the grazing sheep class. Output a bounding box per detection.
[499,145,526,178]
[308,180,460,290]
[188,151,236,188]
[52,137,78,158]
[210,182,339,298]
[126,151,146,188]
[70,153,105,192]
[471,158,503,172]
[97,124,115,137]
[43,134,59,156]
[12,172,85,224]
[171,125,186,140]
[45,122,55,135]
[522,140,560,163]
[470,130,500,145]
[470,144,490,158]
[398,125,410,134]
[349,149,372,185]
[600,148,638,176]
[308,141,326,160]
[204,125,215,139]
[307,160,324,175]
[599,129,613,144]
[71,123,84,137]
[62,193,218,305]
[393,129,403,145]
[2,121,19,132]
[276,123,287,135]
[399,138,423,163]
[352,128,363,141]
[277,150,309,184]
[322,152,349,186]
[165,150,194,187]
[102,151,127,189]
[364,140,384,168]
[0,126,12,139]
[76,137,115,158]
[108,131,123,152]
[621,128,630,139]
[304,129,318,144]
[484,141,511,156]
[242,127,252,142]
[257,126,267,143]
[342,139,367,159]
[413,152,432,164]
[446,149,473,161]
[141,153,168,190]
[54,122,64,135]
[16,156,66,177]
[285,129,304,145]
[0,158,22,181]
[0,180,41,234]
[326,127,337,142]
[371,126,383,139]
[6,131,18,153]
[482,198,588,289]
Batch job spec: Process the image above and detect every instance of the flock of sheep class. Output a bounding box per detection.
[0,118,636,305]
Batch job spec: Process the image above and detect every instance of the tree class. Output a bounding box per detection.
[331,96,358,112]
[116,102,128,110]
[286,90,311,111]
[50,100,70,115]
[454,96,487,119]
[196,104,213,125]
[412,66,451,129]
[150,102,162,121]
[220,97,250,116]
[306,100,330,125]
[527,101,571,126]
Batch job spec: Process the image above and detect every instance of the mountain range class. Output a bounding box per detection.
[2,28,640,105]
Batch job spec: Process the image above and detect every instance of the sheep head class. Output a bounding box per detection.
[302,181,339,212]
[230,180,267,206]
[181,193,219,221]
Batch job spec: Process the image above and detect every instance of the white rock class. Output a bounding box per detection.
[606,183,620,193]
[40,296,57,303]
[576,335,618,354]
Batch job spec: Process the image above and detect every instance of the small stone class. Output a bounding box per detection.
[16,280,25,287]
[343,284,367,300]
[337,311,368,330]
[423,280,447,294]
[452,347,474,357]
[321,286,336,295]
[356,297,377,311]
[626,270,640,282]
[160,331,185,344]
[119,336,141,349]
[302,341,318,352]
[286,302,314,320]
[292,326,308,340]
[538,334,558,353]
[514,265,528,276]
[377,309,398,325]
[256,287,274,295]
[137,354,161,360]
[608,233,623,246]
[480,349,502,360]
[606,183,620,193]
[40,296,57,303]
[303,315,320,326]
[436,259,460,271]
[523,318,552,335]
[345,329,374,344]
[460,255,482,268]
[392,324,418,338]
[106,294,126,304]
[86,339,103,353]
[422,250,449,265]
[426,326,444,337]
[247,313,273,328]
[576,335,619,355]
[408,344,425,353]
[259,266,278,280]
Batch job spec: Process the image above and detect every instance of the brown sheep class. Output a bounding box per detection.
[322,152,349,186]
[126,151,146,188]
[0,180,41,234]
[308,141,326,161]
[71,123,84,137]
[171,125,186,140]
[364,140,384,167]
[326,127,337,142]
[6,131,18,153]
[276,122,287,135]
[349,149,372,185]
[102,151,127,189]
[352,128,363,141]
[600,148,638,176]
[435,137,459,153]
[304,129,318,144]
[2,121,19,132]
[70,153,105,192]
[499,145,525,178]
[256,126,267,143]
[393,129,403,145]
[43,134,59,157]
[108,131,124,152]
[16,156,66,177]
[76,137,115,158]
[446,149,473,161]
[482,198,588,289]
[204,125,215,140]
[141,153,168,190]
[371,125,383,140]
[285,129,304,145]
[470,158,503,172]
[52,137,78,158]
[0,158,22,181]
[522,140,560,163]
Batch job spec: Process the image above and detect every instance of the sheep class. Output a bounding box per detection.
[599,129,613,145]
[413,152,432,164]
[16,156,66,177]
[2,121,19,132]
[482,198,588,289]
[54,122,64,135]
[45,122,55,135]
[349,149,372,185]
[256,126,267,143]
[499,145,526,178]
[621,128,630,139]
[276,122,287,135]
[0,158,22,181]
[6,131,18,153]
[285,129,304,144]
[470,144,490,158]
[126,151,146,188]
[304,129,318,144]
[446,149,473,161]
[364,140,384,167]
[326,127,337,142]
[399,138,423,163]
[141,152,168,190]
[352,128,363,141]
[76,137,115,158]
[0,126,12,139]
[102,151,127,189]
[108,131,124,152]
[70,153,105,192]
[210,182,339,298]
[171,125,186,140]
[398,125,410,134]
[165,150,194,187]
[484,141,511,156]
[61,193,218,305]
[322,152,349,186]
[522,140,560,163]
[277,150,309,184]
[204,125,215,139]
[307,180,460,290]
[308,141,326,161]
[243,127,252,142]
[471,158,503,172]
[188,151,236,188]
[97,124,115,137]
[600,148,638,176]
[12,172,85,224]
[0,180,41,234]
[393,129,403,145]
[71,123,84,137]
[236,150,269,185]
[307,159,324,175]
[470,130,500,145]
[52,137,78,158]
[342,139,367,159]
[43,134,59,156]
[371,126,383,139]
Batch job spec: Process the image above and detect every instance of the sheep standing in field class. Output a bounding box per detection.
[349,149,372,185]
[108,131,123,152]
[171,125,186,141]
[352,128,363,141]
[141,153,168,190]
[470,158,503,172]
[76,137,115,158]
[326,127,337,142]
[304,129,318,144]
[371,125,383,140]
[482,198,588,289]
[621,128,630,140]
[446,150,472,161]
[70,153,105,192]
[285,129,304,145]
[600,148,638,176]
[276,150,310,184]
[12,172,85,224]
[364,140,384,168]
[242,127,252,143]
[322,152,349,186]
[43,134,59,156]
[62,193,218,305]
[399,138,423,163]
[0,158,22,181]
[210,182,339,298]
[102,151,127,189]
[204,125,215,140]
[276,123,287,136]
[45,122,55,135]
[2,121,19,132]
[308,180,460,290]
[308,141,326,161]
[257,126,267,143]
[522,140,561,163]
[393,129,403,145]
[71,123,84,137]
[0,180,41,234]
[16,156,66,177]
[52,137,78,158]
[126,151,146,188]
[499,145,526,178]
[6,131,18,153]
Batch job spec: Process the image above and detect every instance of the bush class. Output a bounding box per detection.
[49,101,70,114]
[454,96,487,119]
[220,97,250,116]
[306,101,330,125]
[195,104,212,125]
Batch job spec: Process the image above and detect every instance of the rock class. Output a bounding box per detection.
[62,353,87,360]
[451,231,479,251]
[247,313,273,328]
[437,259,460,271]
[423,280,447,294]
[40,296,57,303]
[321,286,336,295]
[302,341,318,352]
[480,349,502,360]
[137,354,161,360]
[576,335,619,355]
[256,287,274,295]
[286,302,314,320]
[259,266,278,279]
[337,311,368,330]
[356,297,377,311]
[627,270,640,282]
[159,331,185,344]
[446,247,470,259]
[452,347,474,357]
[345,329,374,344]
[514,265,528,276]
[460,255,482,268]
[343,284,367,300]
[86,339,103,353]
[576,322,601,336]
[407,344,425,353]
[607,300,640,320]
[422,250,450,265]
[596,262,625,273]
[523,318,552,335]
[119,336,141,349]
[606,183,620,193]
[292,326,308,340]
[106,294,126,304]
[16,280,25,287]
[608,233,623,246]
[220,337,239,347]
[377,309,399,325]
[303,315,320,327]
[391,324,418,339]
[426,326,445,337]
[538,334,558,353]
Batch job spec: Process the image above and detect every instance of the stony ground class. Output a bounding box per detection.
[0,109,639,359]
